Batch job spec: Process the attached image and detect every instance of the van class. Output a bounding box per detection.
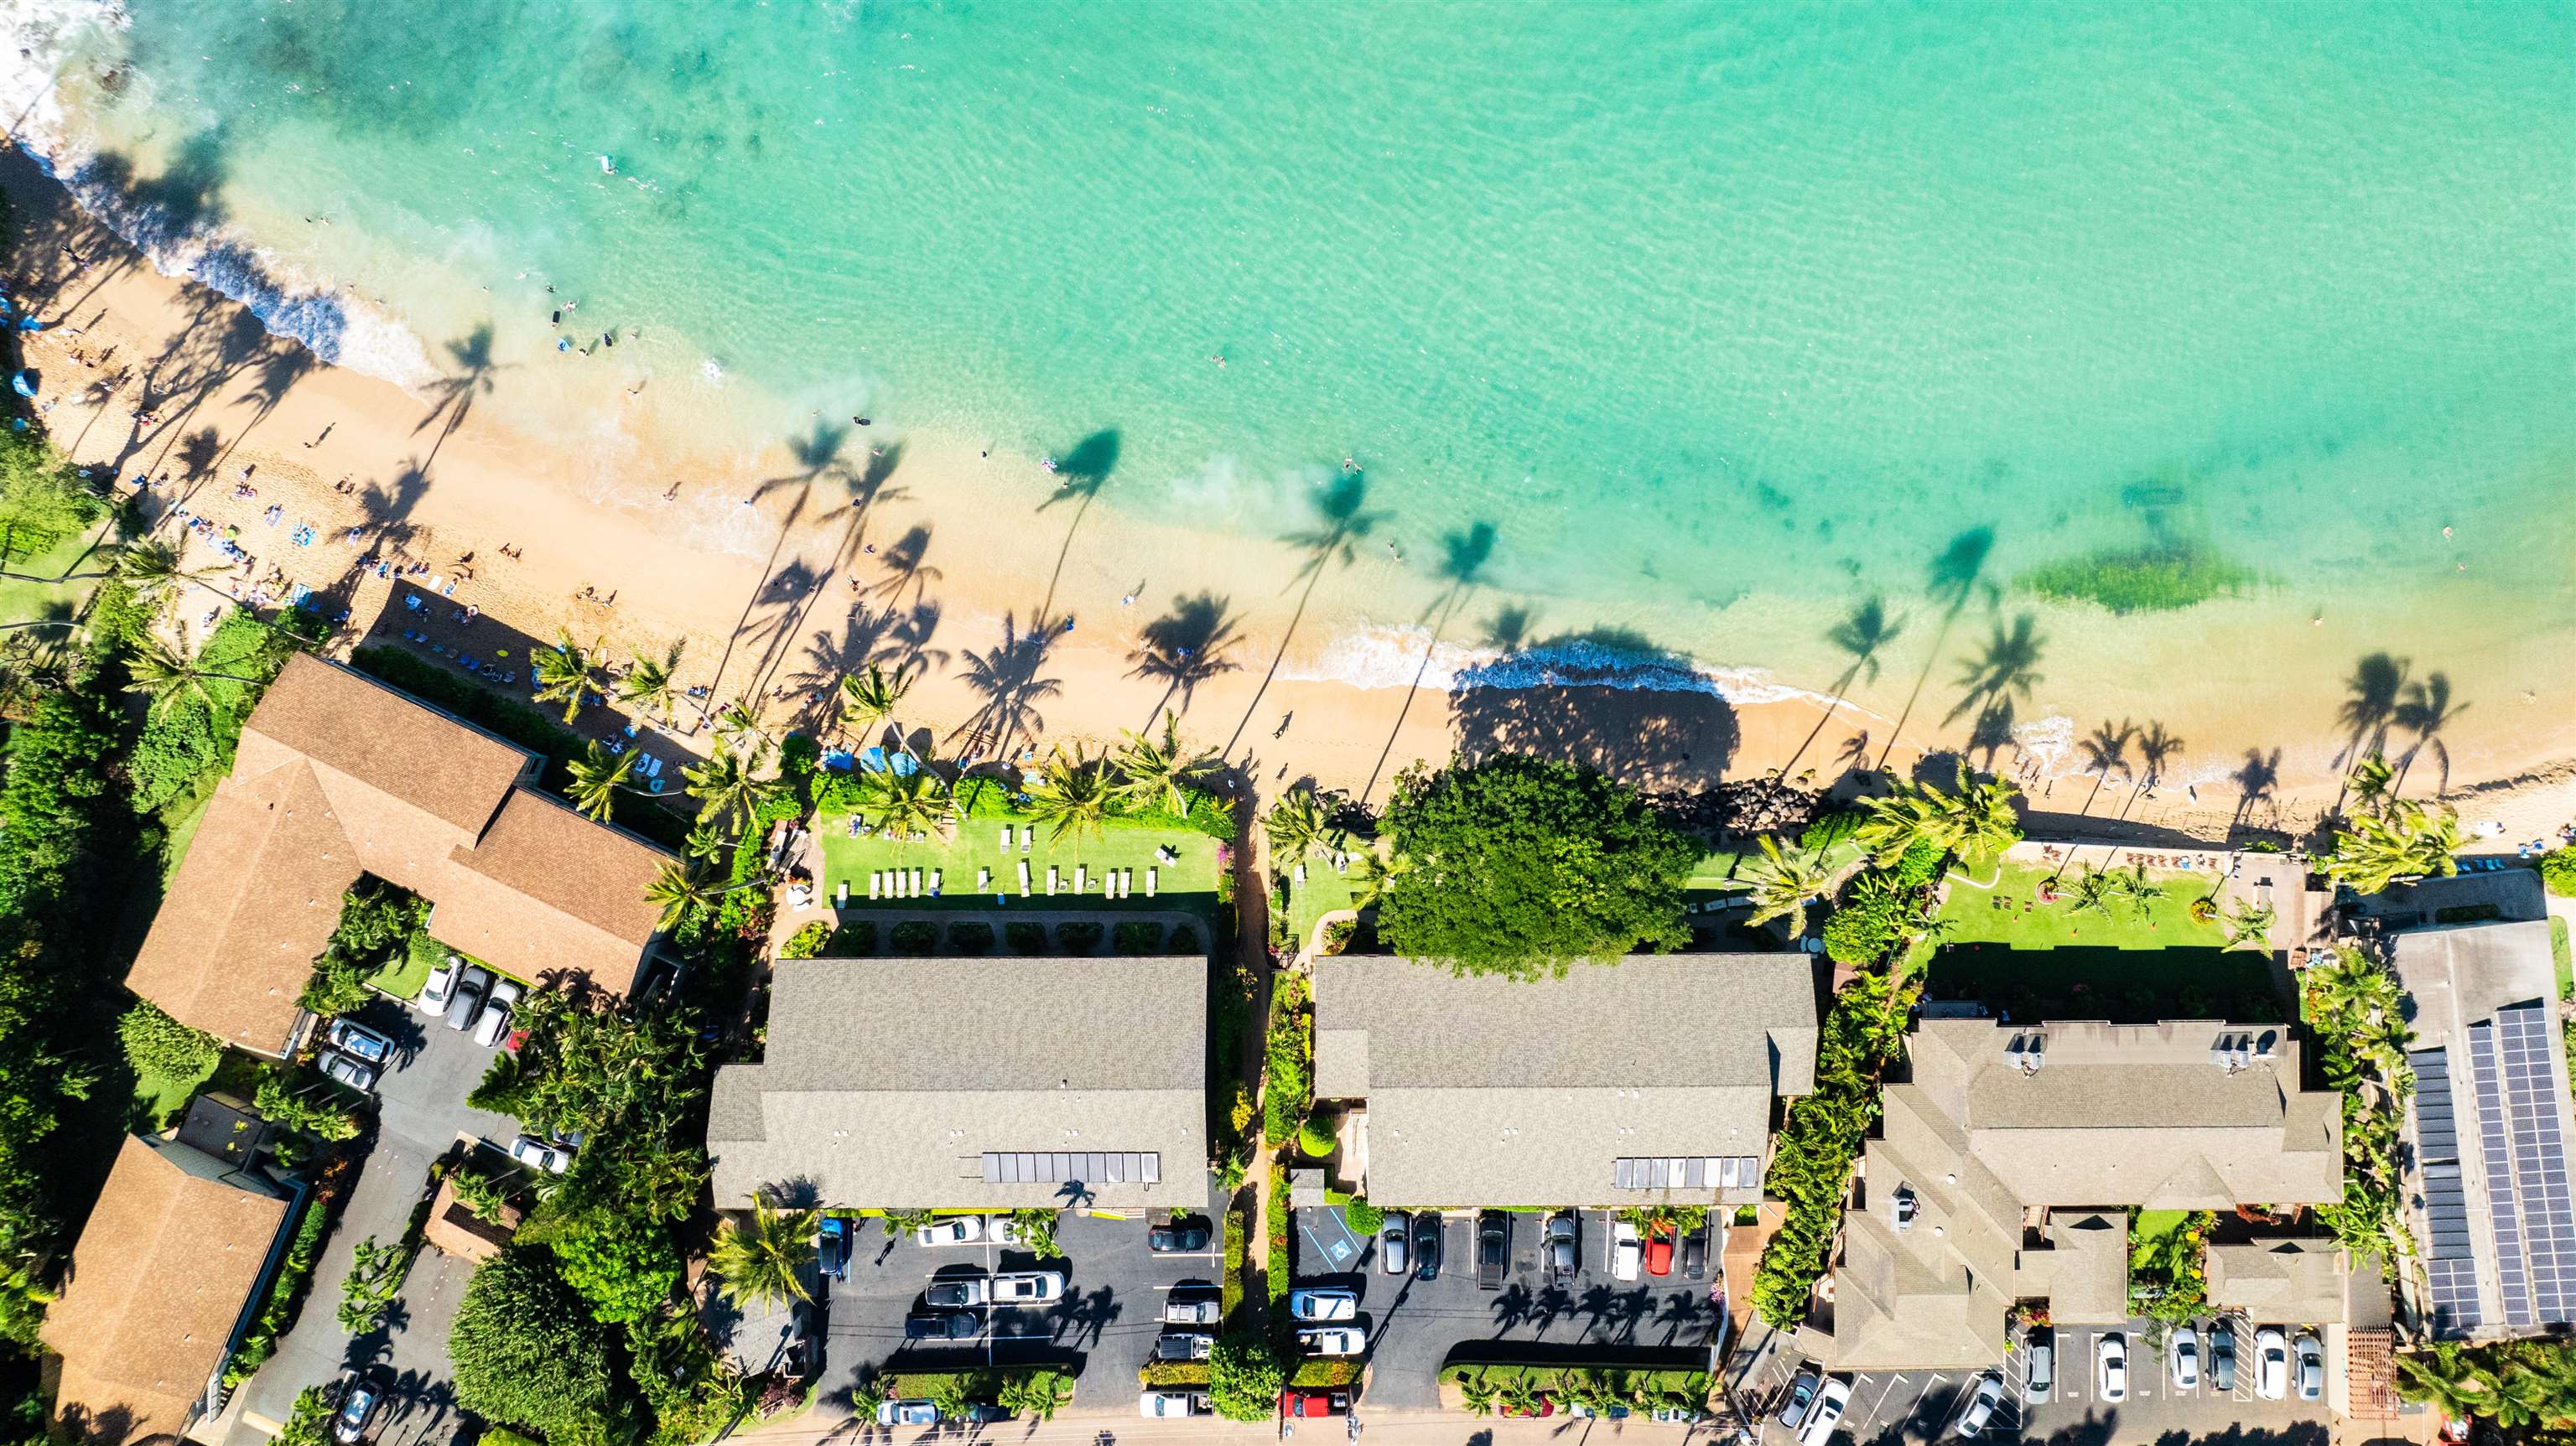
[1798,1377,1852,1446]
[2023,1334,2054,1403]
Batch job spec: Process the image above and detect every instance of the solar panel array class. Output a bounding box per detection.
[978,1151,1160,1185]
[2411,1045,2484,1334]
[1612,1155,1763,1190]
[2467,1021,2533,1327]
[2492,1004,2576,1323]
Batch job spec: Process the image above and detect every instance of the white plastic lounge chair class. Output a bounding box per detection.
[1047,865,1060,896]
[1018,859,1032,897]
[1000,825,1012,850]
[1021,826,1033,853]
[836,881,849,906]
[868,871,881,899]
[1146,867,1158,897]
[1076,865,1088,893]
[978,868,992,891]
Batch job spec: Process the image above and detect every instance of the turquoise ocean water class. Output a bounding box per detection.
[12,1,2576,770]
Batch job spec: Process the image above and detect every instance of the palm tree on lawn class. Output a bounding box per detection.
[111,538,216,613]
[564,741,641,822]
[1347,846,1411,910]
[867,767,955,837]
[839,661,912,744]
[1114,710,1218,816]
[2063,866,2116,920]
[707,1197,821,1310]
[2111,863,2163,920]
[1856,763,2021,869]
[124,638,255,717]
[1742,836,1834,939]
[1457,1372,1498,1417]
[532,632,604,724]
[642,858,769,930]
[683,738,782,835]
[1026,744,1115,843]
[1785,595,1904,772]
[616,640,684,723]
[1261,785,1337,866]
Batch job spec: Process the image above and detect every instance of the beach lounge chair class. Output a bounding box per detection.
[1076,865,1088,894]
[911,868,925,894]
[1146,867,1158,897]
[648,777,665,794]
[978,868,991,891]
[1294,862,1307,884]
[1000,825,1013,850]
[836,881,849,906]
[1120,868,1134,899]
[869,872,881,899]
[1018,859,1032,897]
[930,869,943,894]
[1047,866,1060,896]
[1020,826,1033,853]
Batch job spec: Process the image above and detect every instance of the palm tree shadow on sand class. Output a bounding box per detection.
[1222,470,1389,759]
[1127,592,1244,726]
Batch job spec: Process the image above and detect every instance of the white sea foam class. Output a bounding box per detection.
[1280,622,1852,711]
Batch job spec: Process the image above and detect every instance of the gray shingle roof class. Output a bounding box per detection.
[707,956,1206,1210]
[1312,953,1817,1207]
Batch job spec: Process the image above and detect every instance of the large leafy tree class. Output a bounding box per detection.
[552,1216,681,1325]
[1208,1329,1288,1422]
[1375,754,1696,980]
[449,1246,633,1446]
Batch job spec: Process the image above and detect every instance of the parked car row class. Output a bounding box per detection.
[921,1269,1067,1309]
[910,1211,1212,1253]
[419,955,521,1048]
[319,1018,392,1091]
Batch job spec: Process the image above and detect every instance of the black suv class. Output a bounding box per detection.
[904,1310,978,1340]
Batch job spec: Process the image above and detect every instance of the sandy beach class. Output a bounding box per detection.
[7,143,2575,849]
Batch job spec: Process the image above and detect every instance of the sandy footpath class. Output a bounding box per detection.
[6,145,2573,847]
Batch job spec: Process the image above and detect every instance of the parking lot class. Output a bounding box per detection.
[1748,1316,2332,1446]
[813,1208,1223,1414]
[1292,1206,1722,1411]
[226,993,527,1446]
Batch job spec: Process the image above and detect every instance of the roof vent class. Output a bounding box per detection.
[2255,1029,2279,1058]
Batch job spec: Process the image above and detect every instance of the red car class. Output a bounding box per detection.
[1644,1226,1675,1278]
[1281,1388,1349,1418]
[1501,1394,1557,1418]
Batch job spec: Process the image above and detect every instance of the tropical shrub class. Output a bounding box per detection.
[1753,972,1915,1327]
[778,921,831,959]
[1296,1115,1337,1159]
[1375,754,1697,979]
[118,1000,220,1085]
[831,919,877,955]
[1262,975,1312,1147]
[1114,920,1164,955]
[553,1215,683,1324]
[450,1246,634,1446]
[1208,1330,1287,1421]
[2543,849,2576,898]
[300,880,429,1017]
[1005,921,1048,955]
[1169,923,1200,954]
[946,921,996,955]
[890,920,937,956]
[1341,1198,1384,1234]
[1055,921,1104,953]
[2303,946,2416,1267]
[337,1236,413,1334]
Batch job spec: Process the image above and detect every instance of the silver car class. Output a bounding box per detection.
[474,979,522,1048]
[444,966,491,1032]
[319,1052,378,1092]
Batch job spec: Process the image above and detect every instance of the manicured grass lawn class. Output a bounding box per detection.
[1936,860,2232,951]
[130,1050,220,1130]
[2553,916,2570,1000]
[373,930,445,1000]
[816,811,1220,915]
[0,524,106,629]
[1280,850,1358,951]
[2130,1208,2190,1267]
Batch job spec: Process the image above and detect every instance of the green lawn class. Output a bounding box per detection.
[1280,851,1359,951]
[1936,860,2234,951]
[130,1051,220,1130]
[1926,860,2282,1024]
[0,523,107,629]
[375,930,446,1000]
[2130,1209,2190,1266]
[816,811,1221,915]
[2553,916,2570,1000]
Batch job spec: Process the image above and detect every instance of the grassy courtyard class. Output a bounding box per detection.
[816,811,1222,916]
[1924,859,2284,1024]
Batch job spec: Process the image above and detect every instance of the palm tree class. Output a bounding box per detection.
[564,741,640,822]
[123,638,254,717]
[1742,836,1834,938]
[710,694,765,751]
[1114,710,1218,816]
[642,858,769,930]
[2221,899,2276,951]
[1261,785,1337,865]
[2111,863,2163,920]
[707,1198,820,1310]
[2345,753,2396,819]
[1497,1374,1545,1417]
[683,738,782,834]
[1787,596,1904,772]
[683,816,734,866]
[1347,846,1411,910]
[2324,800,2461,895]
[1026,744,1114,843]
[616,641,684,723]
[866,767,955,837]
[1457,1371,1499,1417]
[111,538,214,612]
[839,661,912,744]
[2064,866,2116,920]
[1855,764,2022,868]
[532,632,603,724]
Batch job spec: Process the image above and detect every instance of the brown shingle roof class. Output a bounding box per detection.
[431,790,671,992]
[244,654,532,837]
[41,1138,291,1443]
[127,656,672,1050]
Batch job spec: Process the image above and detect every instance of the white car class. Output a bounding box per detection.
[419,956,459,1013]
[924,1276,989,1309]
[1139,1391,1208,1418]
[2169,1324,2199,1391]
[2294,1332,2324,1402]
[1950,1371,2005,1438]
[990,1270,1067,1304]
[2254,1327,2289,1401]
[1289,1288,1358,1323]
[1297,1326,1365,1357]
[507,1135,569,1174]
[1797,1377,1850,1446]
[474,979,522,1049]
[989,1213,1021,1246]
[2097,1333,2127,1404]
[915,1215,985,1246]
[875,1400,938,1427]
[1611,1219,1642,1282]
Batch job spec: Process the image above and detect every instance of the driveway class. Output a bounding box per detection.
[226,994,527,1446]
[1747,1314,2332,1446]
[1296,1208,1722,1411]
[808,1210,1224,1417]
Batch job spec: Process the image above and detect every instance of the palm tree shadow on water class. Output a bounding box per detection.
[1356,519,1497,804]
[1032,429,1119,624]
[1877,525,1997,770]
[1221,470,1389,759]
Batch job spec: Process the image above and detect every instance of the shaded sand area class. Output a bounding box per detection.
[6,143,2574,847]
